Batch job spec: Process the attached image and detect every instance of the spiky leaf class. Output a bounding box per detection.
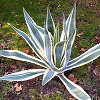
[54,22,60,46]
[23,8,44,49]
[60,3,76,41]
[23,8,44,35]
[60,32,76,71]
[44,24,57,71]
[65,49,100,71]
[68,43,100,65]
[46,7,55,35]
[9,24,49,67]
[0,69,45,81]
[54,41,66,68]
[0,50,47,68]
[58,74,91,100]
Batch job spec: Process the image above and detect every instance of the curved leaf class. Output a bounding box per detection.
[54,22,60,46]
[59,31,76,71]
[0,50,47,68]
[0,69,45,81]
[59,3,76,71]
[23,8,44,35]
[65,49,100,71]
[67,3,76,39]
[30,36,46,58]
[60,14,66,41]
[46,7,55,35]
[44,24,57,71]
[54,41,66,68]
[60,3,76,41]
[58,74,91,100]
[68,43,100,65]
[23,8,44,49]
[9,24,50,67]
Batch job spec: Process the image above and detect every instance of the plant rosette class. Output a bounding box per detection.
[0,3,100,100]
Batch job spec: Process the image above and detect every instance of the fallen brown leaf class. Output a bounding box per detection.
[10,64,17,69]
[80,48,87,52]
[93,67,100,76]
[77,32,84,37]
[68,74,77,83]
[14,83,22,92]
[22,48,30,54]
[95,36,100,43]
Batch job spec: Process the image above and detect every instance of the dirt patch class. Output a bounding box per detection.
[0,62,100,100]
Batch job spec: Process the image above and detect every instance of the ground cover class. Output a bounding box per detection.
[0,0,100,99]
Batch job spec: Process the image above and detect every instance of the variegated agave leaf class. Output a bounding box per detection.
[0,69,45,81]
[60,3,76,42]
[0,50,47,68]
[0,3,100,100]
[53,22,60,46]
[44,23,57,71]
[23,8,44,50]
[58,73,91,100]
[54,41,66,68]
[46,7,55,36]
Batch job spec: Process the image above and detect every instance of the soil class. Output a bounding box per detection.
[0,62,100,100]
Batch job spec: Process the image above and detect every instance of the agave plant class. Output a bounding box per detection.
[0,3,100,100]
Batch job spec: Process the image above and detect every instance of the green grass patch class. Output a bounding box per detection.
[72,65,88,80]
[0,0,100,99]
[43,93,63,100]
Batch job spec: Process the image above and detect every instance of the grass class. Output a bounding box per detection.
[43,94,63,100]
[0,0,100,99]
